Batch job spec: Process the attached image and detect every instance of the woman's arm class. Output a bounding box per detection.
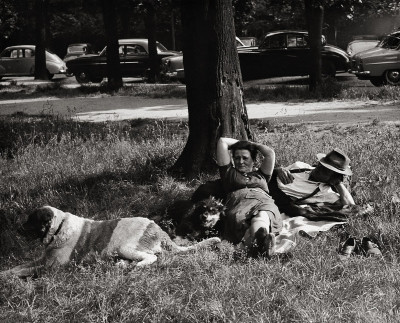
[253,142,275,176]
[216,137,239,166]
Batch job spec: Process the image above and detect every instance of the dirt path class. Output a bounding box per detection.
[0,95,399,125]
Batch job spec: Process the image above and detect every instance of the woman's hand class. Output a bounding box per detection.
[276,167,294,185]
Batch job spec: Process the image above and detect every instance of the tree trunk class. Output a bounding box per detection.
[144,0,159,82]
[305,0,324,92]
[34,0,49,80]
[172,0,252,178]
[171,11,176,51]
[101,0,123,90]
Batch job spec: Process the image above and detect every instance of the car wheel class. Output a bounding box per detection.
[47,71,54,80]
[75,71,91,83]
[384,70,400,86]
[321,60,336,78]
[91,76,104,83]
[370,77,384,87]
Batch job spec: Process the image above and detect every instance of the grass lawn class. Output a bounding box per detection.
[0,90,399,322]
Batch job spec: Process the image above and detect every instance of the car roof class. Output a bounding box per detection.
[67,43,92,47]
[118,39,149,45]
[4,45,35,50]
[264,30,308,37]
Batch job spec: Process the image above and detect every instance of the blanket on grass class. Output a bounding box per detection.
[274,213,346,254]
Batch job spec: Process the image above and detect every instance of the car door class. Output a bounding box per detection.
[22,48,35,75]
[120,44,149,77]
[284,33,311,76]
[239,33,289,80]
[0,48,26,75]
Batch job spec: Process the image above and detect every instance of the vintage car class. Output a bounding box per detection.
[66,39,180,83]
[63,43,95,62]
[0,45,67,80]
[351,31,400,86]
[161,37,247,82]
[237,30,350,80]
[162,31,349,82]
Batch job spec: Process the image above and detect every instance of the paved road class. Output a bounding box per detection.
[1,74,398,124]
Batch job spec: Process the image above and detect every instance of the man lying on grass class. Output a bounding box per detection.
[268,148,356,221]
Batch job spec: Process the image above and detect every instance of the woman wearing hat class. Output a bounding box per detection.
[269,148,355,217]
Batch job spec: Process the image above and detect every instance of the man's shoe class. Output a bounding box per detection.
[338,237,357,259]
[361,237,382,257]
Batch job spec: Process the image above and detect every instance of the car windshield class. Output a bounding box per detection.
[156,42,168,52]
[378,35,400,49]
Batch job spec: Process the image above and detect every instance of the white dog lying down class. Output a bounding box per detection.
[1,206,221,277]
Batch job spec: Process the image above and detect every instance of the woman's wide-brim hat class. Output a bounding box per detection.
[316,148,352,175]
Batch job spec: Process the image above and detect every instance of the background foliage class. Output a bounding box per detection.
[1,0,400,57]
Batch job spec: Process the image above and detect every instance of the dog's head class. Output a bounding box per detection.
[18,206,64,245]
[192,196,225,230]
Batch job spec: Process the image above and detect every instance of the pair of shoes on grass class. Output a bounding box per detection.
[338,236,382,260]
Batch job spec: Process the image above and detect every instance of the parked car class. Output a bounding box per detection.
[237,30,350,80]
[63,43,95,62]
[66,39,180,83]
[162,31,350,82]
[161,37,247,82]
[0,45,67,80]
[350,31,400,86]
[346,39,379,57]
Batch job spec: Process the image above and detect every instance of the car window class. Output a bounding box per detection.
[0,49,12,58]
[287,35,308,48]
[297,35,308,47]
[379,35,400,49]
[260,34,286,49]
[11,49,25,58]
[25,49,34,57]
[125,45,147,55]
[156,42,168,52]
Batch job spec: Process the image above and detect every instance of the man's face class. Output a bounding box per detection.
[233,149,254,173]
[310,163,343,185]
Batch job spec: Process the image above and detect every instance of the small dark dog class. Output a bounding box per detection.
[167,196,225,240]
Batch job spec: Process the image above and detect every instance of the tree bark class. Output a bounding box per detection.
[34,0,49,80]
[172,0,252,178]
[101,0,123,90]
[144,0,159,82]
[305,0,324,92]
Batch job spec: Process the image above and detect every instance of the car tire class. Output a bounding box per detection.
[47,71,54,80]
[370,77,385,87]
[321,60,336,78]
[75,71,91,84]
[384,70,400,86]
[91,76,104,83]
